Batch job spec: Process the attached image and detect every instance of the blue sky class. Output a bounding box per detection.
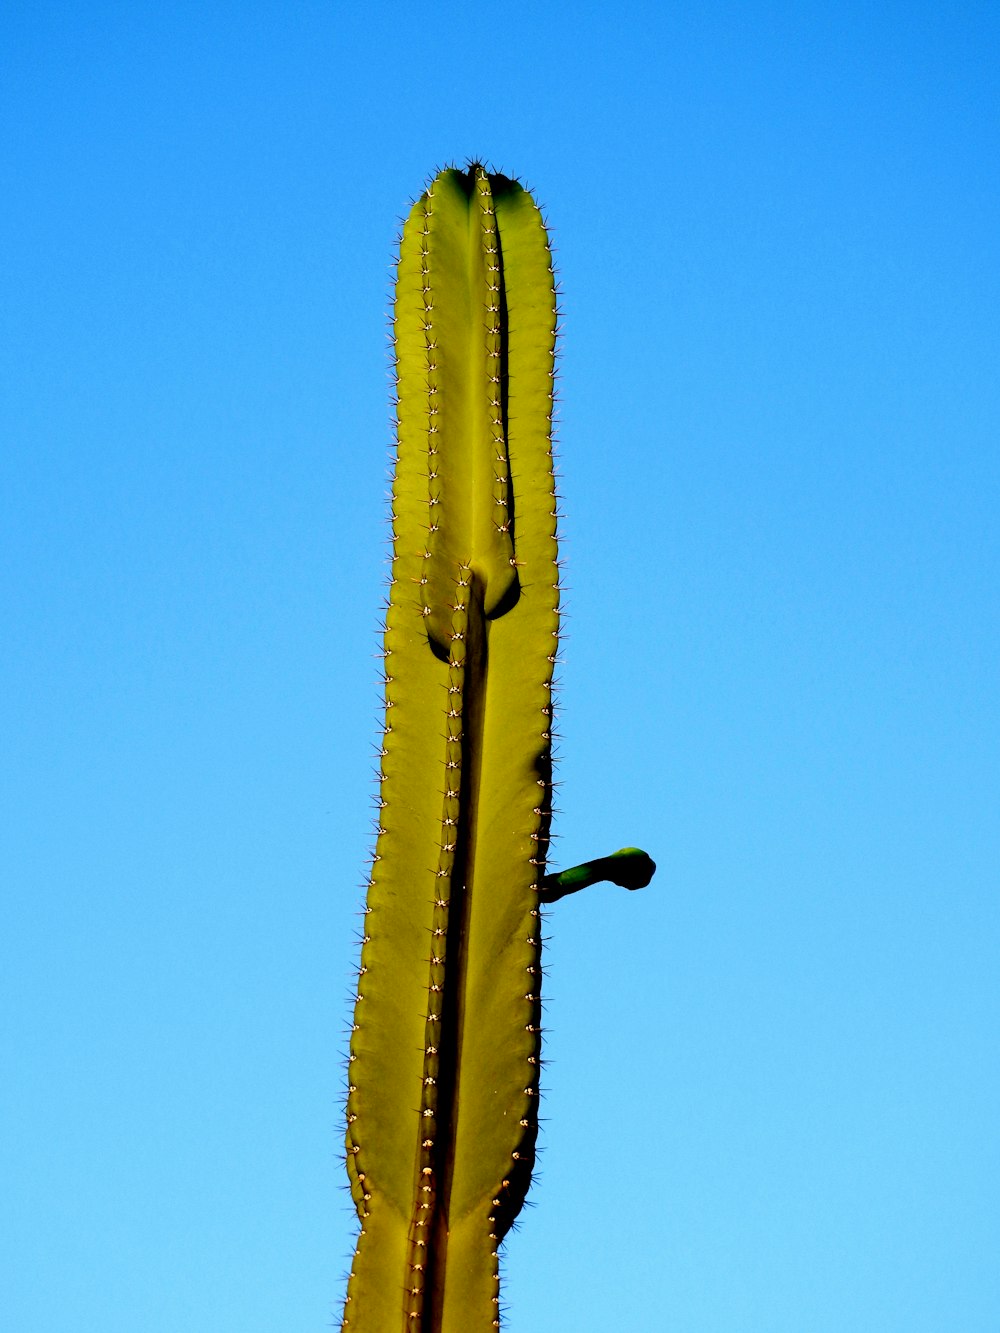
[3,3,998,1330]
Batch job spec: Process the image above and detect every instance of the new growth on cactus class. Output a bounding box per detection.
[343,164,654,1331]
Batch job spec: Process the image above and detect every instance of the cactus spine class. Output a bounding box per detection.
[343,164,653,1330]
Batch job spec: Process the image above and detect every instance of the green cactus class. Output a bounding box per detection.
[342,163,654,1331]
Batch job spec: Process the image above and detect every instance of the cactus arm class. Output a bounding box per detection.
[538,847,657,903]
[343,165,558,1332]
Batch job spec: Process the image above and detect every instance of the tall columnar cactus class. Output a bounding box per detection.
[343,164,653,1331]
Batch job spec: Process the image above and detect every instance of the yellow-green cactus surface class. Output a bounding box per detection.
[343,164,559,1331]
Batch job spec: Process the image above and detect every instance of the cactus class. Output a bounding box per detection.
[342,163,654,1331]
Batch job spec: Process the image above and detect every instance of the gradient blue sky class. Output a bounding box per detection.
[3,4,998,1330]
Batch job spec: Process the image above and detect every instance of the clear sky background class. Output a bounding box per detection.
[3,4,998,1331]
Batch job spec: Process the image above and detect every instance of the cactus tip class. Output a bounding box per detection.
[604,846,656,889]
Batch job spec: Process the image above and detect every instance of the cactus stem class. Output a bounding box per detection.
[538,847,656,904]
